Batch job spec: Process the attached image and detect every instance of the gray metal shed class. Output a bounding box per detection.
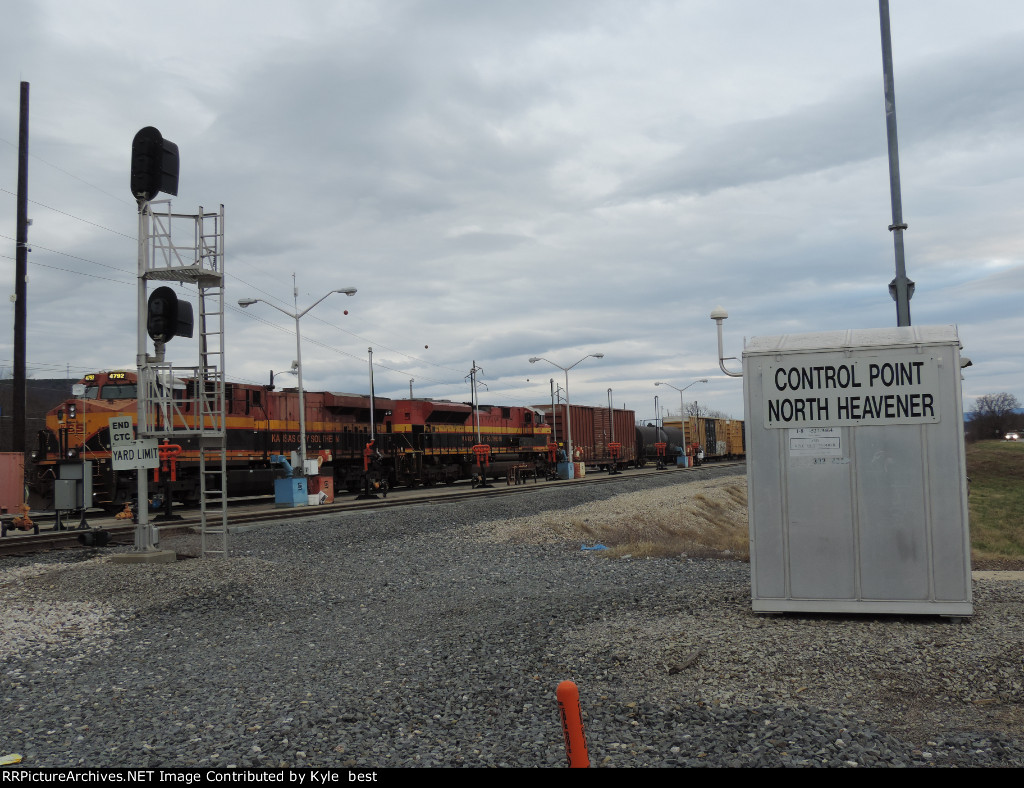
[742,325,972,615]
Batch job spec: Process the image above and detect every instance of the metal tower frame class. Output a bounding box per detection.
[136,200,228,557]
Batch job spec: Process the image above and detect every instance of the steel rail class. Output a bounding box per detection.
[1,462,745,558]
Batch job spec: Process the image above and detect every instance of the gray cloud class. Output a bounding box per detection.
[2,1,1023,421]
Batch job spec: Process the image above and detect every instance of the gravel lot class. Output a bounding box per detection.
[2,466,1022,768]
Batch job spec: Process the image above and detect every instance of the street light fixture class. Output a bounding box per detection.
[529,353,604,465]
[654,378,709,434]
[238,276,356,473]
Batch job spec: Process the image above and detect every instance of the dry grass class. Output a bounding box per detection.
[471,476,750,561]
[465,445,1024,569]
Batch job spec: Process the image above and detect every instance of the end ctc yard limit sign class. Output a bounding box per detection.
[109,417,160,471]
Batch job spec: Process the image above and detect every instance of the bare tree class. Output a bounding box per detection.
[682,401,734,420]
[968,392,1022,441]
[684,401,708,419]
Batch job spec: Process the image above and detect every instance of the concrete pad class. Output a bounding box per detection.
[108,549,177,564]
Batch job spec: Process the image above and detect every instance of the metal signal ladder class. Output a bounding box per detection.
[195,207,228,558]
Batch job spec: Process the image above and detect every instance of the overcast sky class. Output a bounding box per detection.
[2,0,1022,424]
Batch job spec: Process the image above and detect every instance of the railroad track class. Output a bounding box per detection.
[0,461,745,558]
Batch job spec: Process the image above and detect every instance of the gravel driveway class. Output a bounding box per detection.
[3,467,1022,768]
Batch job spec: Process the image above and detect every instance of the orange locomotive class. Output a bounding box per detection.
[30,370,554,510]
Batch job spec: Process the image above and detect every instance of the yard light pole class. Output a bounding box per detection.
[238,276,356,474]
[654,379,709,431]
[529,353,603,464]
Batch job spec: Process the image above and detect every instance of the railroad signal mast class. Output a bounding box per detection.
[130,127,229,558]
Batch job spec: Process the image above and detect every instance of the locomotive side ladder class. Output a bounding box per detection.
[140,202,229,557]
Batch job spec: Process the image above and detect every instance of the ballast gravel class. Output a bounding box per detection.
[2,466,1022,768]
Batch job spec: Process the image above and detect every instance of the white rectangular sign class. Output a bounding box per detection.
[788,427,843,457]
[111,437,160,471]
[108,417,136,447]
[763,354,941,428]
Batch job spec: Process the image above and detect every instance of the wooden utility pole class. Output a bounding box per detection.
[13,81,30,453]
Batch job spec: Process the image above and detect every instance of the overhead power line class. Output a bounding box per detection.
[1,144,486,392]
[0,187,134,238]
[0,136,134,207]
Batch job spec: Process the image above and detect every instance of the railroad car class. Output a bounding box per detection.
[637,418,746,464]
[30,370,554,510]
[531,403,638,469]
[681,417,746,461]
[722,418,746,459]
[636,424,687,466]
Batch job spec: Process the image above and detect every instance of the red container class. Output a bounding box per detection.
[0,452,25,514]
[307,474,335,503]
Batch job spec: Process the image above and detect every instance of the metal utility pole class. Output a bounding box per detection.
[607,388,614,442]
[368,348,376,441]
[134,199,154,551]
[879,0,912,326]
[549,378,558,446]
[467,361,483,443]
[12,82,30,453]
